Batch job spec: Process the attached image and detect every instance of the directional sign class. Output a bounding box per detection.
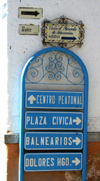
[18,8,43,19]
[44,24,81,43]
[19,47,88,181]
[24,153,82,172]
[24,132,83,150]
[26,90,84,109]
[25,111,83,130]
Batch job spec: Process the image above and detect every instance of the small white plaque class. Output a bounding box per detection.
[19,24,39,35]
[19,7,43,19]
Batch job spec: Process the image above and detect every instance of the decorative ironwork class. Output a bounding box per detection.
[25,51,84,85]
[41,16,85,49]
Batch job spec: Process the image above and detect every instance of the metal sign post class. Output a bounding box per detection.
[19,47,88,181]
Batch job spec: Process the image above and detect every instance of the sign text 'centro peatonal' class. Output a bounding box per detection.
[26,90,84,109]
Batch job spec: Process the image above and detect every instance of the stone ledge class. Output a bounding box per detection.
[3,132,100,144]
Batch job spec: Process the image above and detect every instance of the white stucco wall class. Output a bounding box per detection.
[0,0,8,134]
[2,0,100,133]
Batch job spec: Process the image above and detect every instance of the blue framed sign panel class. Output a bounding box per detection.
[24,132,83,150]
[24,153,82,172]
[25,111,83,130]
[26,90,84,109]
[19,47,88,181]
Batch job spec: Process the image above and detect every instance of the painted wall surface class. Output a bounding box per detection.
[4,0,100,133]
[0,0,8,134]
[6,142,100,181]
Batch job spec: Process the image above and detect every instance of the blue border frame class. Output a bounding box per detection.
[25,111,83,130]
[19,47,88,181]
[26,90,84,109]
[24,153,82,172]
[24,132,83,150]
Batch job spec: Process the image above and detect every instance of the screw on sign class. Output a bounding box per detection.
[19,47,88,181]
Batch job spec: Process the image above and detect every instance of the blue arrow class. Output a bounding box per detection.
[62,37,76,40]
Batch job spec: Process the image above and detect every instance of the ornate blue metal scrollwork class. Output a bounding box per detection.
[66,58,84,84]
[25,51,84,85]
